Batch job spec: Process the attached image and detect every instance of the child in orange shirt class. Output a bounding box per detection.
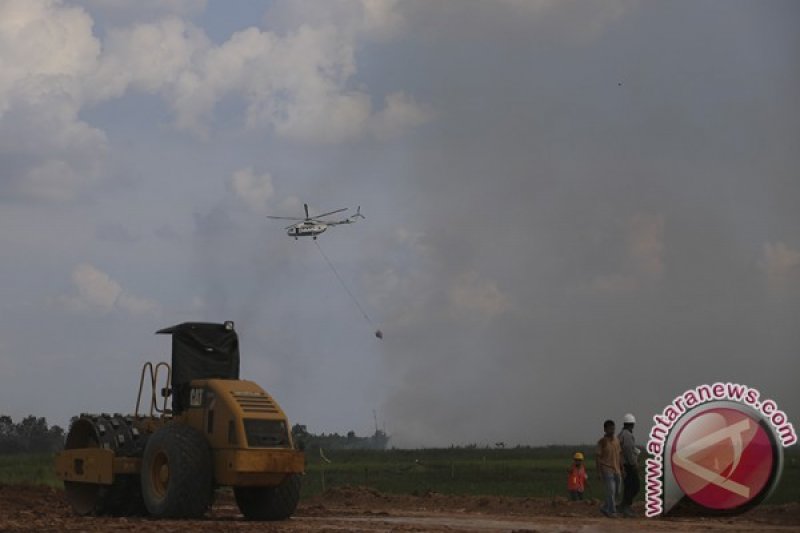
[567,451,588,500]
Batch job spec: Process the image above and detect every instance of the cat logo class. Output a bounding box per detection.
[189,387,204,407]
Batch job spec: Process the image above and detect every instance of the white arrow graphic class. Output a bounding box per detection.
[673,418,752,498]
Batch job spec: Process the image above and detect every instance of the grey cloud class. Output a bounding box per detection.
[73,0,208,25]
[193,207,238,236]
[154,225,183,243]
[361,1,800,446]
[96,222,138,244]
[1,1,797,445]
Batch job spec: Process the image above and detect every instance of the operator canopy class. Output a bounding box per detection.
[157,321,240,412]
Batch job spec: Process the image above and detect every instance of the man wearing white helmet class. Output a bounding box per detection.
[618,413,640,517]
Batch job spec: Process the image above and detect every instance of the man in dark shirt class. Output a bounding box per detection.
[618,413,640,517]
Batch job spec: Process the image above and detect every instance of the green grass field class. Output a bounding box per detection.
[0,453,61,487]
[302,446,594,499]
[300,446,800,503]
[2,447,798,505]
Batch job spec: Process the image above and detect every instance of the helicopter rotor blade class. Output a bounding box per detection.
[267,216,304,221]
[314,207,348,219]
[304,203,310,220]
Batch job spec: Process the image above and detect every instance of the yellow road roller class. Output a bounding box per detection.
[54,321,305,520]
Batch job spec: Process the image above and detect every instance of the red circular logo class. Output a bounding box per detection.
[671,407,774,510]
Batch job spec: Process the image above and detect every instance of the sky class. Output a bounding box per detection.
[0,0,798,447]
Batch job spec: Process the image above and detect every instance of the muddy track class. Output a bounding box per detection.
[1,484,797,532]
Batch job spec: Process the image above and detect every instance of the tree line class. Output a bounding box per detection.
[292,424,389,451]
[0,415,65,453]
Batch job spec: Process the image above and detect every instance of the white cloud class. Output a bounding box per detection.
[589,213,664,293]
[497,0,633,43]
[76,0,207,22]
[371,92,435,139]
[190,296,206,312]
[0,0,99,110]
[264,0,407,41]
[228,167,274,212]
[392,227,433,260]
[71,263,121,312]
[100,16,208,92]
[0,0,106,202]
[0,0,431,203]
[762,242,800,292]
[116,292,161,316]
[628,213,664,280]
[590,274,639,293]
[363,267,400,308]
[15,156,102,202]
[234,24,371,143]
[361,228,434,321]
[61,263,160,316]
[449,270,510,319]
[93,16,429,142]
[359,0,406,39]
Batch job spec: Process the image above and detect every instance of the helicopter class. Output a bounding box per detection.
[267,203,365,240]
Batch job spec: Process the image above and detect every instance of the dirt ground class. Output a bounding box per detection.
[1,484,798,532]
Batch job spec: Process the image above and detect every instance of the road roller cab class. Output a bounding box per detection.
[55,321,305,520]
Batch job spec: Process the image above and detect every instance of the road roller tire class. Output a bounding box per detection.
[140,423,213,518]
[234,474,302,521]
[102,475,147,516]
[63,414,147,516]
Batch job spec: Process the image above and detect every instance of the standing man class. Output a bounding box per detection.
[618,413,640,517]
[595,419,622,517]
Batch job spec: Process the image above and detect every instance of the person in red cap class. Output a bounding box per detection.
[567,451,588,500]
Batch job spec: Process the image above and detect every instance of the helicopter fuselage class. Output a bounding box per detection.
[288,222,328,239]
